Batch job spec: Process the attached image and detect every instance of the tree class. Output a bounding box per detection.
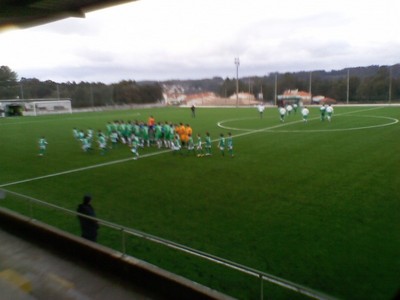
[0,66,19,99]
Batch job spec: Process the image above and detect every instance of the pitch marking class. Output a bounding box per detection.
[217,106,398,133]
[1,107,396,188]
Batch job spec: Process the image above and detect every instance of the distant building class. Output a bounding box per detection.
[278,89,311,106]
[162,84,185,105]
[229,92,255,101]
[183,92,217,106]
[312,95,336,104]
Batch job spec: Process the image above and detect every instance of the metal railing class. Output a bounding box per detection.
[0,188,337,300]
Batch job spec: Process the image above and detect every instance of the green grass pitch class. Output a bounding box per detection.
[0,105,399,299]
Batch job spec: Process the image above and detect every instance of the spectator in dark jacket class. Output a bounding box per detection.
[77,194,99,242]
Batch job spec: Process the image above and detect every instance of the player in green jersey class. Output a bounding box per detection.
[154,122,163,149]
[97,131,107,155]
[196,133,204,157]
[205,132,212,156]
[172,135,182,155]
[110,131,119,148]
[131,134,140,160]
[187,134,195,155]
[227,132,234,157]
[81,135,92,152]
[218,133,225,156]
[38,136,48,156]
[320,104,326,121]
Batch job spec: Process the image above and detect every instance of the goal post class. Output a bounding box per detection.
[23,99,72,116]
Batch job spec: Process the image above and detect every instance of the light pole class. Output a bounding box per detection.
[274,73,278,106]
[346,69,350,104]
[389,66,392,104]
[235,57,240,107]
[309,71,312,104]
[19,82,24,99]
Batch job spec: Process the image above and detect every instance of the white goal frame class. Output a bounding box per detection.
[23,99,72,116]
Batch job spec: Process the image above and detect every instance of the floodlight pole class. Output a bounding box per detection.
[56,83,60,100]
[389,66,392,104]
[308,71,312,104]
[19,82,24,99]
[274,73,278,106]
[90,84,94,111]
[235,57,240,107]
[346,69,350,104]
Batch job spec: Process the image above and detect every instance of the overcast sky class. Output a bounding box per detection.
[0,0,399,83]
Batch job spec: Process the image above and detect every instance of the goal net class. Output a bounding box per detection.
[23,99,72,116]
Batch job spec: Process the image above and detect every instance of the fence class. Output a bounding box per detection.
[0,188,337,300]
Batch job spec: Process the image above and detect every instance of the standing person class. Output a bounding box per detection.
[286,104,293,116]
[130,134,140,160]
[326,104,334,122]
[293,103,298,114]
[154,122,163,149]
[147,116,155,145]
[172,135,182,155]
[97,130,108,155]
[178,123,187,148]
[38,136,48,156]
[196,133,204,157]
[257,103,265,119]
[205,132,212,156]
[147,115,155,129]
[279,106,286,122]
[320,104,326,121]
[77,194,99,242]
[218,133,225,156]
[227,132,234,157]
[301,106,310,122]
[110,130,119,148]
[184,124,192,149]
[191,105,196,118]
[81,135,92,152]
[72,128,79,140]
[187,134,195,155]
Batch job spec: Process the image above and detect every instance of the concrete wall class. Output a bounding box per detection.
[0,207,234,300]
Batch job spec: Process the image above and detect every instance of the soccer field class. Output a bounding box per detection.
[0,105,399,299]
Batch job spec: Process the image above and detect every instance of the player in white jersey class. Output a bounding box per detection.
[257,103,265,119]
[279,107,286,122]
[326,105,334,122]
[301,106,310,122]
[286,104,293,116]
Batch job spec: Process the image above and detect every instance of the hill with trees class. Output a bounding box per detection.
[0,64,398,108]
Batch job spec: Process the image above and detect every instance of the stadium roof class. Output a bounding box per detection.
[0,0,137,30]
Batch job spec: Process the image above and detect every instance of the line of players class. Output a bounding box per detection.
[277,104,334,123]
[72,120,234,159]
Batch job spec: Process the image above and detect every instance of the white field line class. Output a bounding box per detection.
[0,112,142,126]
[0,149,171,188]
[0,106,395,188]
[217,106,395,137]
